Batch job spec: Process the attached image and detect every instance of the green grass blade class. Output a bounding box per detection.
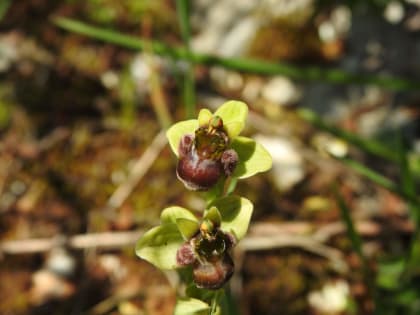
[398,134,420,227]
[176,0,191,46]
[335,188,365,261]
[175,0,195,118]
[335,187,376,310]
[337,156,419,206]
[397,133,420,279]
[182,68,196,119]
[51,17,420,91]
[298,108,398,161]
[0,0,11,21]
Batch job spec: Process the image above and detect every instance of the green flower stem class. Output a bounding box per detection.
[210,290,221,315]
[52,17,420,91]
[223,177,238,197]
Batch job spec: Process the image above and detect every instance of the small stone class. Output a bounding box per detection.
[225,71,244,91]
[260,0,314,24]
[255,135,305,191]
[10,180,26,196]
[233,0,259,12]
[30,270,75,304]
[318,21,337,43]
[313,134,348,158]
[384,1,405,24]
[261,76,302,106]
[99,254,127,281]
[331,5,352,35]
[101,70,119,89]
[308,280,350,314]
[131,54,151,82]
[217,17,260,57]
[208,1,237,30]
[242,78,264,102]
[46,248,76,277]
[192,30,221,54]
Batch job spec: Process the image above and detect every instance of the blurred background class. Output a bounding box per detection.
[1,0,420,314]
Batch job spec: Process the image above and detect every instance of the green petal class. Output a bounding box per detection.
[176,218,200,240]
[161,206,198,224]
[204,206,222,226]
[174,298,210,315]
[214,100,248,138]
[135,223,184,270]
[210,195,253,241]
[198,108,213,126]
[231,136,272,179]
[166,119,199,157]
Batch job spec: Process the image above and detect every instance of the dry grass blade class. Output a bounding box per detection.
[104,130,167,217]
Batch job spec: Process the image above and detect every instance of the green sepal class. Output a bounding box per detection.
[135,223,184,270]
[204,206,222,226]
[210,195,253,241]
[166,119,198,157]
[174,297,210,315]
[161,206,198,224]
[198,108,213,126]
[176,218,200,240]
[231,136,272,179]
[214,100,248,138]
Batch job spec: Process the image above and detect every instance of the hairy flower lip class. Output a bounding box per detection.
[193,254,234,290]
[175,217,236,290]
[176,151,223,191]
[176,121,239,191]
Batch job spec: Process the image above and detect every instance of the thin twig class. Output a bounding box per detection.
[104,130,167,217]
[1,220,391,259]
[238,234,348,273]
[0,230,143,255]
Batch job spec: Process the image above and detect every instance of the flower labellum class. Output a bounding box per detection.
[176,215,236,289]
[176,115,238,191]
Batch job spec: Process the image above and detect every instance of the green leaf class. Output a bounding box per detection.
[211,195,253,241]
[204,206,222,226]
[214,100,248,138]
[166,119,198,157]
[198,108,213,126]
[174,297,210,315]
[161,206,198,224]
[176,218,200,240]
[231,136,272,179]
[376,259,405,290]
[135,223,184,270]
